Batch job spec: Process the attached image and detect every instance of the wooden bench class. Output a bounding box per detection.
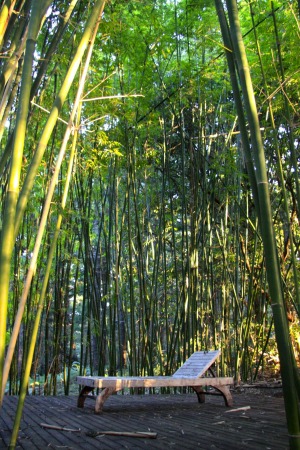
[76,350,233,413]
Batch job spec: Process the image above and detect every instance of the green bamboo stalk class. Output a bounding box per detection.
[162,130,170,366]
[8,16,100,442]
[30,0,79,100]
[79,235,88,377]
[214,0,260,217]
[131,152,151,374]
[2,78,84,396]
[0,1,77,163]
[126,160,137,376]
[248,1,300,315]
[0,61,22,144]
[0,0,105,400]
[105,160,117,375]
[268,4,300,316]
[271,2,300,223]
[65,245,80,393]
[62,234,75,394]
[219,1,300,447]
[0,0,43,406]
[76,174,92,377]
[14,0,106,236]
[114,173,127,373]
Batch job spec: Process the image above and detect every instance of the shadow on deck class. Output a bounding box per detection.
[0,388,288,449]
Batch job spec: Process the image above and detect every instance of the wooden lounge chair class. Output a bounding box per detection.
[76,350,233,413]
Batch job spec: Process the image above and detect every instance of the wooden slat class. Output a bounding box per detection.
[76,375,233,389]
[172,350,220,378]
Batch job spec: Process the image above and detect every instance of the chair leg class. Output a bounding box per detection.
[77,386,94,408]
[192,385,233,407]
[213,385,233,407]
[95,387,116,413]
[192,386,205,403]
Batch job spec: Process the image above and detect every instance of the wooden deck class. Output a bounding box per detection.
[0,388,288,449]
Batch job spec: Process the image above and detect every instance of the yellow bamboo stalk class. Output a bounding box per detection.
[0,0,44,407]
[2,6,100,399]
[8,10,103,450]
[0,0,16,46]
[14,0,106,236]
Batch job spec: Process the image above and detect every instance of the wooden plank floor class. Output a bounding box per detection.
[0,389,288,449]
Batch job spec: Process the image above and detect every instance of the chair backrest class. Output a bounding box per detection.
[172,350,220,378]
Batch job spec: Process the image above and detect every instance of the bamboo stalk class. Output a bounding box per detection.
[14,0,106,236]
[87,430,157,439]
[8,10,105,448]
[40,423,81,432]
[0,0,16,46]
[0,0,43,407]
[217,1,300,447]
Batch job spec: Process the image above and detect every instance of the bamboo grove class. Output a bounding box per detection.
[0,0,299,447]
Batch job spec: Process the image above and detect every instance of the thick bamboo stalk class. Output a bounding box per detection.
[218,1,300,447]
[0,3,29,102]
[248,1,300,317]
[30,0,79,100]
[0,0,43,406]
[14,0,106,236]
[0,0,16,46]
[271,2,300,223]
[8,15,102,447]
